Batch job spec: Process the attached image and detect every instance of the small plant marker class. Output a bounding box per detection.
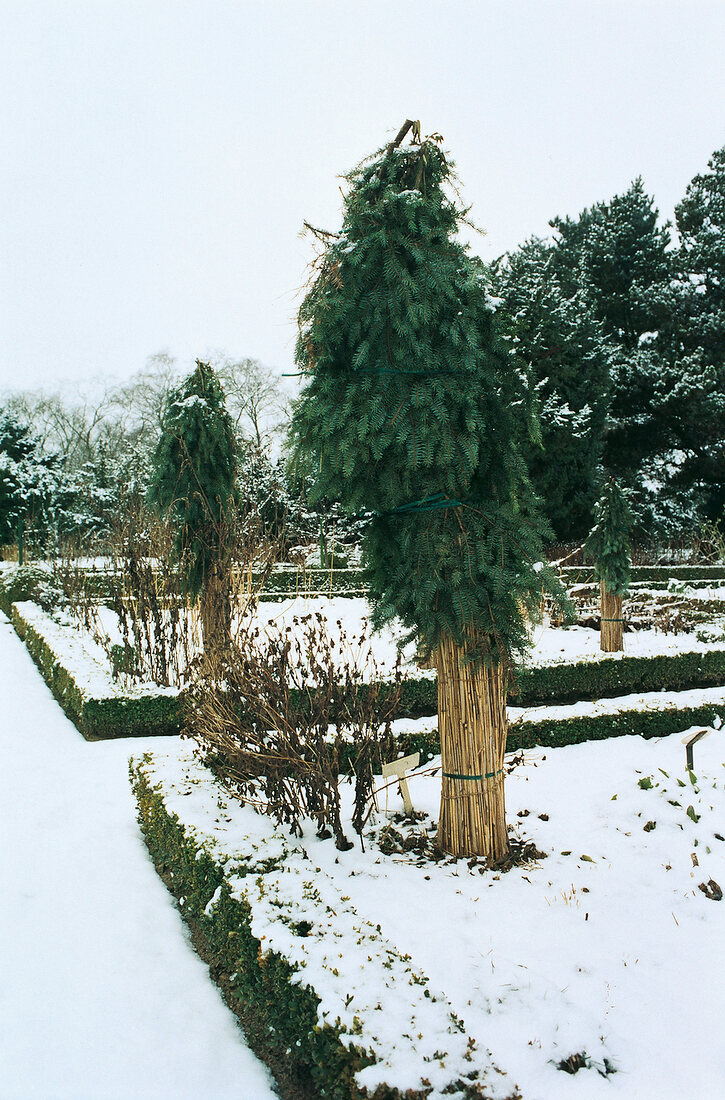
[382,752,421,815]
[681,727,712,772]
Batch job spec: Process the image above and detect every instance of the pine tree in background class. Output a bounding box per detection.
[147,361,238,651]
[492,237,610,541]
[547,178,715,530]
[289,122,557,860]
[673,146,725,521]
[551,178,672,351]
[585,478,633,652]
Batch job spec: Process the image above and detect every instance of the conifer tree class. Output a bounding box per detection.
[0,410,66,560]
[674,146,725,520]
[492,237,610,541]
[585,478,633,652]
[148,361,238,651]
[550,181,682,486]
[551,178,672,351]
[289,122,556,860]
[0,411,34,550]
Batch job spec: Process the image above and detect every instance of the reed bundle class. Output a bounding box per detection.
[435,633,509,861]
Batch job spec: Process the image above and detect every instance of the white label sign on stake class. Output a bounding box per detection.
[381,751,420,815]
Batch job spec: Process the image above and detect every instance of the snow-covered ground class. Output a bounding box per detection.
[147,721,725,1100]
[4,589,725,1099]
[0,611,277,1100]
[328,732,725,1100]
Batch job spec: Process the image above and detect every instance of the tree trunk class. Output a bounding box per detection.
[201,561,231,655]
[600,580,623,652]
[436,633,509,861]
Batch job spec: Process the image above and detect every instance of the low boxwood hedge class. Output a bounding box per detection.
[9,597,725,746]
[514,647,725,706]
[10,603,182,741]
[379,689,725,766]
[506,697,725,752]
[130,756,505,1100]
[4,561,724,616]
[379,646,725,718]
[0,564,53,615]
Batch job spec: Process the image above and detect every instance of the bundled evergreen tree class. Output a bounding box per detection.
[289,122,557,860]
[585,478,633,652]
[147,361,238,651]
[492,237,610,540]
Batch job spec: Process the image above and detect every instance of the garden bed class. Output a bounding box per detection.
[9,601,181,740]
[131,749,516,1100]
[8,597,725,748]
[132,728,725,1099]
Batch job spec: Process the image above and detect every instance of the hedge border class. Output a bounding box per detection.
[9,603,182,741]
[376,692,725,768]
[130,757,506,1100]
[4,562,725,611]
[7,598,725,747]
[378,645,725,718]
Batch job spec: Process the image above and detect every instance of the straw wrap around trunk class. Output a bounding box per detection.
[600,580,623,652]
[436,633,509,860]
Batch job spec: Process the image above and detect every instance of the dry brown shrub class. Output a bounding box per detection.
[185,611,404,850]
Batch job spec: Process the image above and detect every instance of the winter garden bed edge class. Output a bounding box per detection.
[9,601,181,740]
[129,749,518,1100]
[3,562,725,615]
[8,599,725,748]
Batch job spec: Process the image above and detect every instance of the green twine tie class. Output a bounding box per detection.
[443,769,504,781]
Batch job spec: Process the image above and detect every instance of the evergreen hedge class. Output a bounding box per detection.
[10,603,182,740]
[2,562,724,615]
[382,646,725,717]
[382,693,725,765]
[130,757,500,1100]
[0,564,51,615]
[8,598,725,743]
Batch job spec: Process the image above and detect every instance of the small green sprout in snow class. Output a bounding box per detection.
[638,777,654,790]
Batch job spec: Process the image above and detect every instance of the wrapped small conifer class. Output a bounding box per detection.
[289,122,561,860]
[585,477,634,652]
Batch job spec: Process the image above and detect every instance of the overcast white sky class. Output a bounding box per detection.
[2,0,725,395]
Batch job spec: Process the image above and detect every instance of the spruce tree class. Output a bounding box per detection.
[289,122,556,860]
[148,361,238,651]
[585,478,633,652]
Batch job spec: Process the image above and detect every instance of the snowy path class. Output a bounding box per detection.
[0,613,278,1100]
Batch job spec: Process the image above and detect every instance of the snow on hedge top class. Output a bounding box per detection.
[14,601,177,701]
[137,747,515,1100]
